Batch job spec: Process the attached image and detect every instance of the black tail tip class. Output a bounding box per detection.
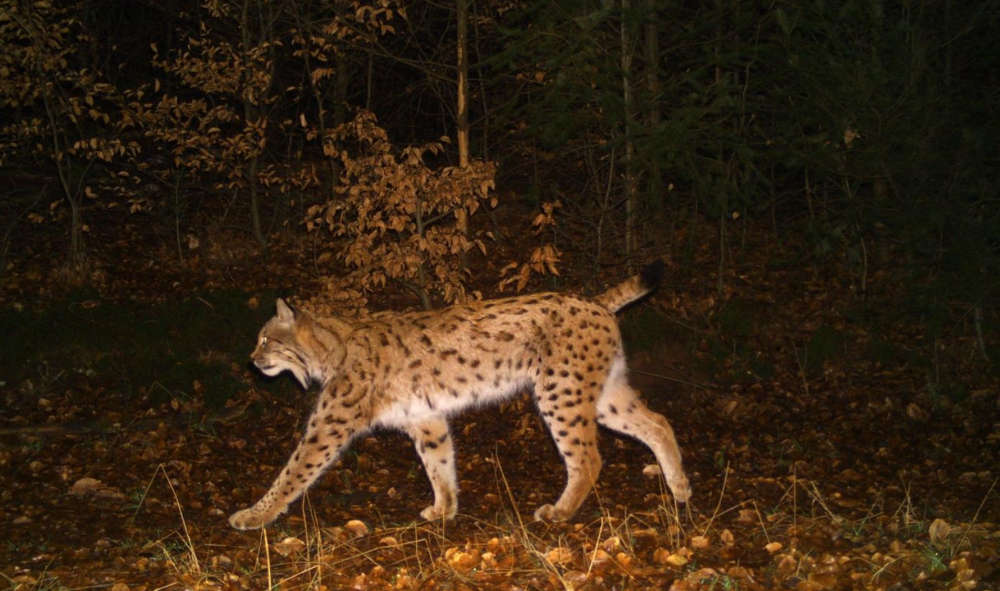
[640,259,666,290]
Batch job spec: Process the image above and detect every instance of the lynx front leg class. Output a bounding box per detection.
[229,399,362,530]
[406,416,458,521]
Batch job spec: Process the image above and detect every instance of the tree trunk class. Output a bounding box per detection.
[248,157,264,246]
[456,0,470,269]
[644,0,662,209]
[621,0,637,262]
[456,0,470,169]
[41,90,86,270]
[335,48,350,127]
[241,0,267,247]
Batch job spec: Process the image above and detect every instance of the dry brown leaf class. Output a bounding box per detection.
[654,547,688,567]
[928,518,951,546]
[806,572,838,589]
[479,551,497,569]
[683,568,720,585]
[545,546,574,566]
[69,477,124,499]
[615,551,634,568]
[272,536,305,557]
[562,570,588,587]
[345,519,369,537]
[737,508,756,523]
[775,554,798,578]
[642,464,662,477]
[906,402,929,421]
[444,547,479,572]
[765,541,783,553]
[590,548,613,566]
[601,536,622,552]
[69,477,102,494]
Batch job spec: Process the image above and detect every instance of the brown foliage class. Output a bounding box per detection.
[307,110,496,307]
[0,0,139,268]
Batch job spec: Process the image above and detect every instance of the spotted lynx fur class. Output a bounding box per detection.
[229,261,691,530]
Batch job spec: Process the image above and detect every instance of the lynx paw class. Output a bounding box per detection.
[420,504,457,521]
[669,475,692,504]
[532,503,570,522]
[229,507,275,530]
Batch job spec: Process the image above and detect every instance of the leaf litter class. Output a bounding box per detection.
[1,235,998,591]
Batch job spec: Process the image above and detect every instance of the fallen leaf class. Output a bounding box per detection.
[562,570,588,587]
[273,537,305,557]
[590,548,612,565]
[71,478,100,494]
[445,547,479,571]
[545,546,574,565]
[806,572,838,589]
[345,519,369,537]
[928,518,950,546]
[69,477,124,499]
[765,541,783,553]
[601,536,621,552]
[615,551,634,568]
[906,402,928,421]
[654,548,688,567]
[776,553,798,578]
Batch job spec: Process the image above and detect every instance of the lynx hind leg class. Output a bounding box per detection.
[533,381,603,522]
[406,417,459,521]
[596,370,691,504]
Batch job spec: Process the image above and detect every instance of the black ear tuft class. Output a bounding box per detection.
[639,259,665,291]
[275,297,298,320]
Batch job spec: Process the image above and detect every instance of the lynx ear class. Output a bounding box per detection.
[275,298,297,321]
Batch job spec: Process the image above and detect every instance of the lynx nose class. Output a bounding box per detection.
[251,350,267,369]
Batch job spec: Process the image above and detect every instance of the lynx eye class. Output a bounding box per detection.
[260,336,269,346]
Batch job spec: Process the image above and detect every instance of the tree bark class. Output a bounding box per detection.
[621,0,637,262]
[456,0,470,169]
[644,0,662,208]
[456,0,470,270]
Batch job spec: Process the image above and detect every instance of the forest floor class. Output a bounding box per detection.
[1,224,998,591]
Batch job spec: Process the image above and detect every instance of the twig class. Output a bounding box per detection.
[974,305,990,363]
[630,368,718,391]
[700,464,731,538]
[956,476,998,551]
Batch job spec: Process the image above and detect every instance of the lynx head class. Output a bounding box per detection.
[251,298,348,389]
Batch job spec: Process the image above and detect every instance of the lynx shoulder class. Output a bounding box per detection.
[229,261,690,530]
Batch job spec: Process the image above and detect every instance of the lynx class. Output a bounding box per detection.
[229,261,691,530]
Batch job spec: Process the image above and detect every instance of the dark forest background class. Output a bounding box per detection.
[1,0,998,348]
